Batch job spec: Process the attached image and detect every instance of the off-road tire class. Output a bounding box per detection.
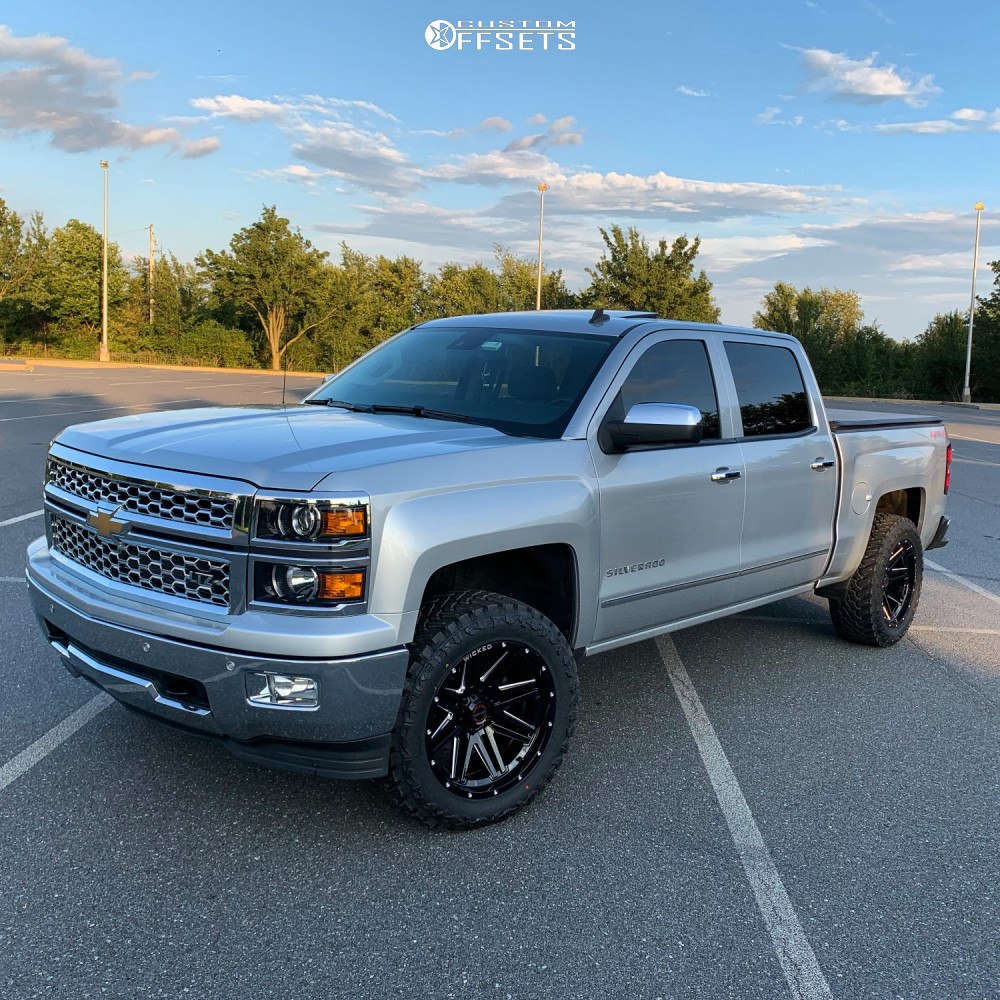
[828,513,923,647]
[389,590,578,829]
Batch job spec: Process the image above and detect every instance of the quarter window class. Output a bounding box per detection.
[724,342,813,437]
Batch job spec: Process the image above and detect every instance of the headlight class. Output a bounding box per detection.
[255,498,367,542]
[254,562,365,606]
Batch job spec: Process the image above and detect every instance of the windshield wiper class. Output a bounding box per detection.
[303,398,374,412]
[303,399,473,423]
[369,404,473,423]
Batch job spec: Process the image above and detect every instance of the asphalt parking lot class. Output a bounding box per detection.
[1,364,998,999]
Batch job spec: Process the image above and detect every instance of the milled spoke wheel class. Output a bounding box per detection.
[390,590,578,829]
[426,641,556,799]
[882,540,916,626]
[829,513,923,647]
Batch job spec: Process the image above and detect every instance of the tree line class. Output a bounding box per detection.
[2,199,998,401]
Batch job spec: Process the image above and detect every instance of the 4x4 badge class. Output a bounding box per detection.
[87,504,130,539]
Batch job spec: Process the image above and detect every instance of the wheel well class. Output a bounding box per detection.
[874,488,923,530]
[421,544,577,642]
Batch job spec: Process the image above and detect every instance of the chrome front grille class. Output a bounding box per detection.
[50,515,231,608]
[47,459,236,530]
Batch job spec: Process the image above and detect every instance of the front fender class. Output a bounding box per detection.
[369,479,600,644]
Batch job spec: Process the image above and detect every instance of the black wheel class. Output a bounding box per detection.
[828,513,923,647]
[389,590,578,829]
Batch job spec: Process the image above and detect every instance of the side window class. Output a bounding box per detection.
[724,342,813,437]
[618,339,720,439]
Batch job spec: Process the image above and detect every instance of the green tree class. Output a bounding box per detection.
[582,225,720,322]
[968,260,1000,402]
[911,311,970,401]
[42,219,126,333]
[312,246,429,371]
[493,244,577,311]
[197,205,335,369]
[428,261,504,317]
[0,199,49,351]
[753,282,864,391]
[0,198,47,309]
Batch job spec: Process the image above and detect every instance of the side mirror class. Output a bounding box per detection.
[322,373,336,383]
[607,403,704,451]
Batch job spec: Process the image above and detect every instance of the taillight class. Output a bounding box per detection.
[944,443,952,495]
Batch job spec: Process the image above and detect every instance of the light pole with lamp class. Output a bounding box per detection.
[99,160,110,363]
[961,202,984,403]
[535,182,547,310]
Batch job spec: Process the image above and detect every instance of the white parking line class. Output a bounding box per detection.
[0,510,43,527]
[656,635,834,1000]
[0,693,112,794]
[0,399,202,422]
[107,379,191,385]
[0,576,24,583]
[0,394,109,405]
[925,559,1000,607]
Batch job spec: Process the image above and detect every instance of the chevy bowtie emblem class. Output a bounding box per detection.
[87,505,130,539]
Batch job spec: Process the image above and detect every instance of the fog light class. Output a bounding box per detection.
[247,672,319,708]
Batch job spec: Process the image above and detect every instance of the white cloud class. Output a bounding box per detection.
[252,163,330,184]
[303,95,399,121]
[526,112,547,125]
[797,47,940,107]
[677,86,709,98]
[952,108,987,122]
[0,25,217,156]
[292,121,416,192]
[756,107,803,126]
[189,94,296,123]
[874,119,962,134]
[477,115,512,132]
[504,134,547,151]
[699,234,826,270]
[548,115,576,133]
[181,135,222,157]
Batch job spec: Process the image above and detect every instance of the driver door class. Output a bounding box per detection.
[590,335,745,644]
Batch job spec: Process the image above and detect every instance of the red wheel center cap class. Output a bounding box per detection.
[471,703,488,725]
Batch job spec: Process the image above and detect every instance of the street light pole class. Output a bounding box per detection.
[961,201,984,403]
[535,182,547,311]
[99,160,110,363]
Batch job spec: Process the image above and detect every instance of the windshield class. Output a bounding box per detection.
[307,324,617,438]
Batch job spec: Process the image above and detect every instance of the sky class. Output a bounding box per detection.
[1,0,997,341]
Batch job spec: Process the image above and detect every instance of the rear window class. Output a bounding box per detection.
[724,342,813,437]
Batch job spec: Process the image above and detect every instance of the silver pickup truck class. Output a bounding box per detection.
[27,310,951,827]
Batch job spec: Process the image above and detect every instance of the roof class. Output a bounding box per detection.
[414,309,796,342]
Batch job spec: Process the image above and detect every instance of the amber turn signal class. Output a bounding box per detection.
[320,508,366,537]
[317,571,365,601]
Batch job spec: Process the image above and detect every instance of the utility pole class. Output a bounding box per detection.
[148,224,155,327]
[99,160,110,362]
[535,182,547,311]
[961,202,984,404]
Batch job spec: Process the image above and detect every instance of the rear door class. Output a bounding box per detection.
[590,334,745,643]
[719,336,838,602]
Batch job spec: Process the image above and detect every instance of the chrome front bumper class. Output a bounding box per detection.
[27,547,410,779]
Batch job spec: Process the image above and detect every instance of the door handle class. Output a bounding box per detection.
[710,468,742,482]
[810,459,836,471]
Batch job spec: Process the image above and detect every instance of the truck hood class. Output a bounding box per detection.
[55,405,513,491]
